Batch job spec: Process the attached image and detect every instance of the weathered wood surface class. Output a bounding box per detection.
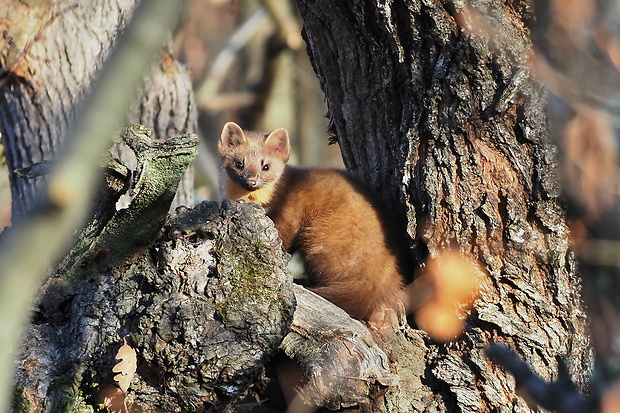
[17,195,410,412]
[13,125,432,411]
[18,201,295,412]
[280,285,399,410]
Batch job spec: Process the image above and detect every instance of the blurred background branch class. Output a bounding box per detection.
[0,0,187,410]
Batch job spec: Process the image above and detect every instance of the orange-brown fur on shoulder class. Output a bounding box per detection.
[218,122,407,323]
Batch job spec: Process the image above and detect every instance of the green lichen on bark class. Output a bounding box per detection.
[58,124,199,279]
[214,240,287,322]
[39,125,198,320]
[20,199,294,412]
[12,386,31,413]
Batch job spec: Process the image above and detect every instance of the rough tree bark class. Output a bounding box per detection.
[121,47,198,208]
[0,0,196,221]
[294,0,591,411]
[15,126,390,412]
[4,1,596,412]
[12,125,397,411]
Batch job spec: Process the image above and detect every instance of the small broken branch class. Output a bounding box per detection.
[280,285,398,410]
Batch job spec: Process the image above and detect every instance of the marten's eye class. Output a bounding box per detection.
[262,164,270,171]
[234,160,244,169]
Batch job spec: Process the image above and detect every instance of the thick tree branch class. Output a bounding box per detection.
[281,285,398,410]
[39,125,198,322]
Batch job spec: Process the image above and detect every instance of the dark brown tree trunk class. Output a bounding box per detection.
[294,0,592,411]
[0,0,196,221]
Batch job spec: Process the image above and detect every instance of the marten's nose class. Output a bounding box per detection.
[246,179,258,188]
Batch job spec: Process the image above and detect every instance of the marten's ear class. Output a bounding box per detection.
[220,122,247,151]
[264,128,291,162]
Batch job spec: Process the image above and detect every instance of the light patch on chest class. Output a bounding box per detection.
[223,178,277,207]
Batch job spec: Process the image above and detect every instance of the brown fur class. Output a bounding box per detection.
[218,122,406,322]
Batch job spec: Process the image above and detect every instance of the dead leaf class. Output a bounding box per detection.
[112,337,137,394]
[97,384,128,413]
[411,251,482,342]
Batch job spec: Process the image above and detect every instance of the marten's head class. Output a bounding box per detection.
[219,122,290,193]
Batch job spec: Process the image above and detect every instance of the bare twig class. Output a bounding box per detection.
[259,0,303,50]
[197,91,259,112]
[194,8,269,107]
[194,1,303,116]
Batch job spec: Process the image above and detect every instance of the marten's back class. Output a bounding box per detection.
[265,166,406,321]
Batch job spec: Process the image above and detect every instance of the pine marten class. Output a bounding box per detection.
[218,121,407,324]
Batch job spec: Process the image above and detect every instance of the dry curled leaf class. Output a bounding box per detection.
[411,250,482,342]
[112,337,137,393]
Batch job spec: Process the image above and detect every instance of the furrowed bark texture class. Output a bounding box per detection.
[0,0,196,220]
[13,126,300,412]
[0,0,135,219]
[295,0,591,411]
[17,199,295,412]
